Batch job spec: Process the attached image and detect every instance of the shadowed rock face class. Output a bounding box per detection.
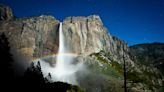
[130,43,164,73]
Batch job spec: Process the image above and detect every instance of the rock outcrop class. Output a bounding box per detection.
[62,15,130,63]
[63,15,107,54]
[0,4,13,21]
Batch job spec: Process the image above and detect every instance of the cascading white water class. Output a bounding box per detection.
[53,22,79,84]
[39,22,84,85]
[55,22,66,76]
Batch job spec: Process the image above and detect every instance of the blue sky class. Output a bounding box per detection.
[0,0,164,46]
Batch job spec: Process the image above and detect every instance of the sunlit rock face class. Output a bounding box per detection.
[62,15,130,63]
[63,15,107,55]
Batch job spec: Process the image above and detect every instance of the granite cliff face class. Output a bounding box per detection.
[62,15,129,63]
[0,5,129,63]
[0,5,163,92]
[0,11,60,59]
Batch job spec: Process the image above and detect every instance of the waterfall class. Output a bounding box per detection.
[55,22,65,76]
[54,22,78,84]
[58,22,65,54]
[39,22,84,85]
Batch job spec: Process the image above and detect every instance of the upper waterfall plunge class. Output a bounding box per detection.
[58,22,65,53]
